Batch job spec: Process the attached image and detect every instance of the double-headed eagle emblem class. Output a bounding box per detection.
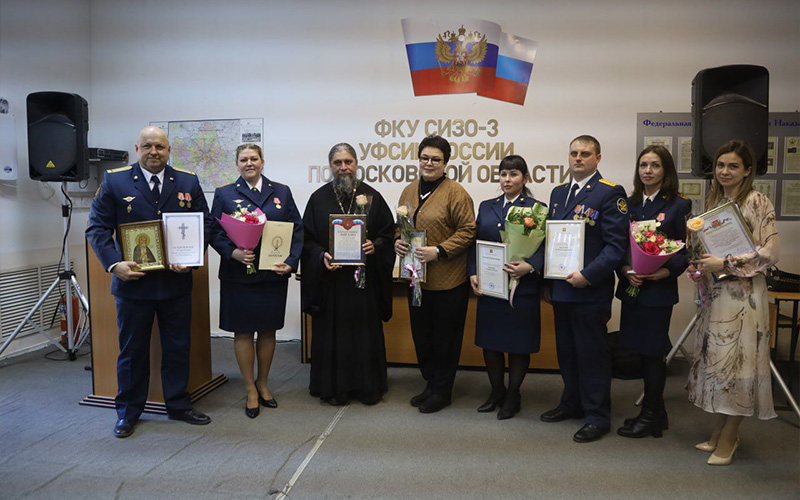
[435,25,488,83]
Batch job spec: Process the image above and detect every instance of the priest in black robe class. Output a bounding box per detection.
[301,143,396,405]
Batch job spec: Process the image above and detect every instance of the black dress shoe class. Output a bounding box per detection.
[322,394,348,406]
[259,394,278,408]
[245,405,260,419]
[624,410,668,430]
[168,409,211,425]
[617,410,667,438]
[540,408,584,422]
[114,418,135,438]
[477,390,506,413]
[359,391,383,406]
[496,395,521,420]
[410,388,432,407]
[418,393,451,414]
[573,424,610,443]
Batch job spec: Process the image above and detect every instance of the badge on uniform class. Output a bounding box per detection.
[274,197,282,210]
[657,212,665,222]
[573,205,598,226]
[233,199,244,204]
[123,196,135,213]
[617,199,628,214]
[178,192,186,207]
[186,193,192,208]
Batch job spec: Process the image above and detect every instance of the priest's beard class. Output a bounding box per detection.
[333,173,356,197]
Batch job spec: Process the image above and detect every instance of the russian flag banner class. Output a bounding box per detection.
[402,18,501,96]
[478,33,538,105]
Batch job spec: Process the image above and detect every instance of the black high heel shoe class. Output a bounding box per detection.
[496,394,521,420]
[259,394,278,408]
[245,404,260,419]
[477,390,506,413]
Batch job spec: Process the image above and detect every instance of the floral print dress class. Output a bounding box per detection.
[686,190,780,419]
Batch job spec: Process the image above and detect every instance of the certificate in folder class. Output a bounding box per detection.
[258,221,294,270]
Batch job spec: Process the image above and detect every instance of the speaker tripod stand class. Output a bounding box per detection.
[0,183,90,360]
[633,311,800,421]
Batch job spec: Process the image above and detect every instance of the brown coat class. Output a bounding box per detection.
[397,178,476,290]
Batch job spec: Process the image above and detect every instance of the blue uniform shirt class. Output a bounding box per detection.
[468,194,546,295]
[547,171,628,303]
[86,162,211,300]
[615,193,692,307]
[210,175,303,283]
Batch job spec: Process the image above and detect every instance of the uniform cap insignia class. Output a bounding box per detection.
[435,26,488,83]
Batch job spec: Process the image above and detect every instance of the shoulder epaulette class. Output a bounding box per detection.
[270,180,286,186]
[599,179,618,187]
[678,193,689,200]
[173,167,196,175]
[107,165,132,174]
[556,182,569,187]
[218,181,234,188]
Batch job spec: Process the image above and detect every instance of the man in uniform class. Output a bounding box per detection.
[541,135,628,442]
[87,126,211,438]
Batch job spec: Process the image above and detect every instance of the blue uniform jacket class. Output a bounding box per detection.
[86,162,211,300]
[548,171,628,303]
[468,194,546,295]
[210,175,303,283]
[615,194,692,307]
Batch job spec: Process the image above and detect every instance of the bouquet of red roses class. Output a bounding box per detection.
[626,219,684,296]
[217,204,267,274]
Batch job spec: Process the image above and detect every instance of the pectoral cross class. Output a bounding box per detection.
[179,223,188,239]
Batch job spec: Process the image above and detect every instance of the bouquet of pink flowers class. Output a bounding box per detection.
[217,204,267,274]
[626,219,684,296]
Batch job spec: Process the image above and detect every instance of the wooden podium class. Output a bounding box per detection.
[80,244,226,414]
[301,280,559,371]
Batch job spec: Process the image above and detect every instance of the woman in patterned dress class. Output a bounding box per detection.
[686,140,780,465]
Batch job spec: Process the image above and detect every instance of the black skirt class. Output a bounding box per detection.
[474,292,541,354]
[619,302,673,357]
[219,279,288,333]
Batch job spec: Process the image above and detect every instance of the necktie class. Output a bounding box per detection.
[643,197,650,210]
[151,176,160,200]
[566,183,579,205]
[503,201,512,217]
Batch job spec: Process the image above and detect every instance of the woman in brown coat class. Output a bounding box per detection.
[395,135,476,414]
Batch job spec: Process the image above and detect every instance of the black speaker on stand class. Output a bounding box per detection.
[27,91,89,182]
[1,92,92,360]
[691,65,769,178]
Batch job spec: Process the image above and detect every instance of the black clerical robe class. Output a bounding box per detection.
[301,181,395,399]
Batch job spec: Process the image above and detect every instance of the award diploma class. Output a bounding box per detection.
[544,220,585,279]
[259,221,294,270]
[476,240,508,299]
[161,212,204,267]
[691,202,756,280]
[329,214,366,265]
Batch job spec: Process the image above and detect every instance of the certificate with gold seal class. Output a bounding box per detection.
[544,220,585,280]
[476,240,509,299]
[259,221,294,270]
[688,201,756,280]
[329,214,366,265]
